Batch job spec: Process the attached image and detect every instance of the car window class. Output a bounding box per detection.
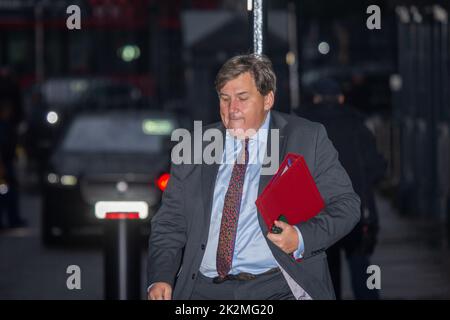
[42,79,141,108]
[42,80,89,106]
[62,114,176,154]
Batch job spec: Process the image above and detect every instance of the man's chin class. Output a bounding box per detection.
[226,121,244,131]
[227,127,258,139]
[227,127,246,139]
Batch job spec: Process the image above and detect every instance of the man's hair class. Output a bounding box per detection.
[215,54,276,96]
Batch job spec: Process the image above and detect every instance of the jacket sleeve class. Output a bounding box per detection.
[147,162,187,288]
[296,124,361,258]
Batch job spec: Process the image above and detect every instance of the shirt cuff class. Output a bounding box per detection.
[292,226,304,259]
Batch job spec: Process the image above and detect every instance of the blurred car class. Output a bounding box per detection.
[41,110,179,245]
[23,77,145,172]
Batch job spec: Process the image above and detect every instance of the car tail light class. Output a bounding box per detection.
[156,173,170,191]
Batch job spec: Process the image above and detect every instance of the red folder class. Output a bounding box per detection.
[255,153,325,231]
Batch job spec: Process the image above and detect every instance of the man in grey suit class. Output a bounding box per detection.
[147,54,360,300]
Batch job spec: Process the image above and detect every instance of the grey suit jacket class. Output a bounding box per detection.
[147,110,361,300]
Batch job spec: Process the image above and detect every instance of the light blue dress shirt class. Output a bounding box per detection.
[200,112,304,278]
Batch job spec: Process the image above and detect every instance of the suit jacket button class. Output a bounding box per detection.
[201,244,205,250]
[192,273,196,279]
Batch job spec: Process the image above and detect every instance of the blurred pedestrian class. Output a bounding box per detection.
[300,78,386,300]
[0,67,26,229]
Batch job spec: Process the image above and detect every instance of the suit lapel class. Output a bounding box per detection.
[257,111,288,195]
[201,162,220,226]
[201,124,225,230]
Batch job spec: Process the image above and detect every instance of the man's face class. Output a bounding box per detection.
[218,72,274,137]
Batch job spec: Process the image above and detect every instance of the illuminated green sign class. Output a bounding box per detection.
[142,119,174,135]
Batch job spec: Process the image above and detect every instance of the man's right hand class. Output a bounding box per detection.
[147,282,172,300]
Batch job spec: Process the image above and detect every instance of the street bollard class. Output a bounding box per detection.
[95,201,148,300]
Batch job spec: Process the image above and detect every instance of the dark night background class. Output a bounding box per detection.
[0,0,449,299]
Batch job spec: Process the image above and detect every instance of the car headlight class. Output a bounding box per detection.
[47,173,59,184]
[47,173,77,186]
[46,111,59,125]
[61,175,77,186]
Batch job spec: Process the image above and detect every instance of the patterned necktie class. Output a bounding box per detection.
[216,138,249,279]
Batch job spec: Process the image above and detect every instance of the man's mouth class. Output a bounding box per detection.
[229,115,244,121]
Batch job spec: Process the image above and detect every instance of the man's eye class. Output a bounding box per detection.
[239,97,248,101]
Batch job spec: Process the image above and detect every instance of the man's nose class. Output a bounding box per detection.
[230,98,240,112]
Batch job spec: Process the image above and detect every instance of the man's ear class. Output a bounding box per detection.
[264,91,274,111]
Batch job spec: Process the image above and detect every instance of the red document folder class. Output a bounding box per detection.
[255,153,325,231]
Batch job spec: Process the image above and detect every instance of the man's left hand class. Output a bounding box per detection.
[267,220,299,254]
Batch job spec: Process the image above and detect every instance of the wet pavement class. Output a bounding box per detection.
[342,194,450,299]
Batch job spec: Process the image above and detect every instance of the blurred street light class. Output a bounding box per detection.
[118,45,141,62]
[318,41,330,55]
[0,183,9,195]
